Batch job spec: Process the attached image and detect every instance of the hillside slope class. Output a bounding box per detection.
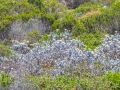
[0,0,120,48]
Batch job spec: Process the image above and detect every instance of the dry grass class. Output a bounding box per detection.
[78,10,101,21]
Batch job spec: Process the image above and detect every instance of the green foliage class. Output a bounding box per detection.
[0,43,12,58]
[59,14,77,31]
[41,13,57,24]
[52,20,60,29]
[72,6,118,36]
[79,76,117,90]
[0,1,119,89]
[71,0,120,36]
[23,73,120,90]
[14,1,37,14]
[0,0,119,36]
[39,34,50,43]
[27,30,41,43]
[24,74,80,90]
[41,0,67,25]
[0,0,40,31]
[0,0,67,31]
[2,39,12,46]
[28,0,44,10]
[0,72,14,89]
[90,0,117,7]
[72,22,87,36]
[77,31,105,50]
[104,72,120,90]
[0,0,120,53]
[111,2,120,18]
[44,0,67,14]
[74,2,103,14]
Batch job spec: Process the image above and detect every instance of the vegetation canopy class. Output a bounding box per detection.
[0,0,120,89]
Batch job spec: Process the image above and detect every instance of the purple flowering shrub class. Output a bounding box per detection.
[0,30,120,89]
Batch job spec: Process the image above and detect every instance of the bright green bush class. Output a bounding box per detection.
[72,7,117,36]
[23,74,80,90]
[52,20,60,29]
[71,1,120,36]
[41,13,57,25]
[0,72,14,89]
[59,14,77,31]
[111,2,120,18]
[104,72,120,90]
[72,22,87,36]
[39,34,50,43]
[79,76,117,90]
[27,30,41,43]
[23,73,120,90]
[77,30,105,50]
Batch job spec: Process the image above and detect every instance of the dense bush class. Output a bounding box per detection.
[74,2,103,14]
[59,14,77,31]
[0,0,120,89]
[0,0,119,36]
[0,72,14,89]
[77,30,105,50]
[104,72,120,90]
[39,34,50,43]
[23,73,120,90]
[27,30,41,43]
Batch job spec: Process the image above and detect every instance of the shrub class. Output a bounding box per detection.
[72,22,87,36]
[27,30,41,43]
[0,43,12,58]
[104,72,120,90]
[77,30,105,50]
[23,74,80,90]
[23,73,119,90]
[28,0,44,10]
[0,72,14,89]
[52,20,60,30]
[39,34,50,43]
[59,14,77,31]
[79,76,118,90]
[74,2,103,14]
